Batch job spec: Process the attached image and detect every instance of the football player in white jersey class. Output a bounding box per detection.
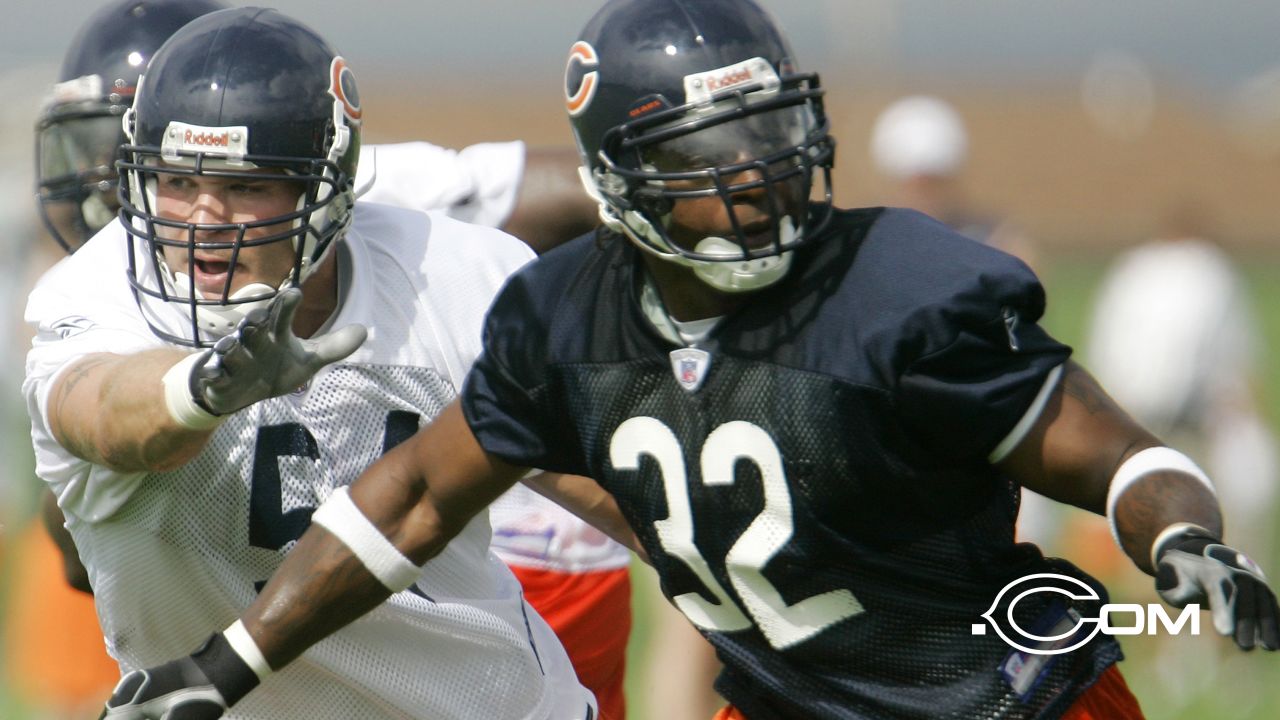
[24,8,598,719]
[32,2,627,716]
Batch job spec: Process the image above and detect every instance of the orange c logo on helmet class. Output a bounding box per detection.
[329,57,362,124]
[565,41,599,117]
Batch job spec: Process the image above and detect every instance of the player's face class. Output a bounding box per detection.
[641,106,811,254]
[661,168,806,255]
[154,167,303,298]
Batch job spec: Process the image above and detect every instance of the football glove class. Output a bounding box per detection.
[1155,526,1280,651]
[191,287,367,416]
[99,632,259,719]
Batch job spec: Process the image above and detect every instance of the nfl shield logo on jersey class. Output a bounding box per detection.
[669,347,712,393]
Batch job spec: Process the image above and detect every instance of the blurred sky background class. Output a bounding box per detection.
[3,0,1280,249]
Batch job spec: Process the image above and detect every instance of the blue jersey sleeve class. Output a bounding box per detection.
[460,236,593,474]
[844,210,1070,462]
[893,254,1070,462]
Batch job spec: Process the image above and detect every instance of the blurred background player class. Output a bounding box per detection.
[868,94,1039,269]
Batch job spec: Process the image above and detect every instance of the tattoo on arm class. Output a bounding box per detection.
[1060,364,1108,416]
[51,356,114,456]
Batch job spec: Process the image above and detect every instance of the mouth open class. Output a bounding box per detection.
[191,257,237,296]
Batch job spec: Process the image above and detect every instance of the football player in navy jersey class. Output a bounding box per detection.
[109,1,1279,719]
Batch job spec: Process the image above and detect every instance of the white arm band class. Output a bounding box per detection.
[989,364,1064,463]
[1106,446,1215,547]
[1149,521,1217,570]
[161,353,223,430]
[222,619,273,681]
[311,486,422,592]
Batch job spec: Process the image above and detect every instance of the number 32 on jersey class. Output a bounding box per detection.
[610,416,864,650]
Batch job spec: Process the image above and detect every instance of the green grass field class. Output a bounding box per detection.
[4,249,1279,719]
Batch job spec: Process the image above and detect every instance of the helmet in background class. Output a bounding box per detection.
[35,0,229,253]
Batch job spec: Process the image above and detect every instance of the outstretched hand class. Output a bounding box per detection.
[99,658,227,719]
[193,287,367,416]
[1155,528,1280,651]
[99,631,261,719]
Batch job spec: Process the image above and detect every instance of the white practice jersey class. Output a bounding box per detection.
[359,142,631,573]
[24,202,594,720]
[1086,237,1256,436]
[358,141,524,229]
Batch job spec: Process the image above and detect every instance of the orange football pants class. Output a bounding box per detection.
[508,565,632,720]
[1,523,117,713]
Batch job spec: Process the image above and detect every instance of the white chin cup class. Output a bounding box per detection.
[689,219,797,293]
[171,271,279,336]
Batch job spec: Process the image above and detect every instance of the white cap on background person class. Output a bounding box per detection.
[870,95,969,180]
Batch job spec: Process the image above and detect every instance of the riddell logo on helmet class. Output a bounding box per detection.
[161,121,250,162]
[184,129,230,147]
[684,57,779,105]
[705,68,754,92]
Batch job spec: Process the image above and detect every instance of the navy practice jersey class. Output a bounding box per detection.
[462,207,1123,719]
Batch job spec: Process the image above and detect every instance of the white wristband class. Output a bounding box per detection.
[161,353,223,430]
[222,620,272,682]
[1106,446,1215,547]
[1150,522,1217,570]
[311,486,422,592]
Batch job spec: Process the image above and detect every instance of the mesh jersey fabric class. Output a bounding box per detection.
[462,206,1123,719]
[24,202,593,719]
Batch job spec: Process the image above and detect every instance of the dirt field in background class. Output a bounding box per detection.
[358,80,1280,252]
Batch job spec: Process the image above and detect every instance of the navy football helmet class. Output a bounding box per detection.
[35,0,229,253]
[565,0,834,292]
[119,7,362,347]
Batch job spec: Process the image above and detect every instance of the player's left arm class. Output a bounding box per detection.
[999,360,1279,650]
[39,487,92,594]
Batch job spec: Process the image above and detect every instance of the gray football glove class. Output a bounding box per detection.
[191,288,367,416]
[99,633,258,720]
[1155,527,1280,651]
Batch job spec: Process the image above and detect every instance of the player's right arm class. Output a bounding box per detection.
[47,288,366,475]
[47,348,214,472]
[100,400,525,718]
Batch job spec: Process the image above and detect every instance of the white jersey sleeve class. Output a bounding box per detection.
[22,205,594,720]
[24,224,164,521]
[356,141,525,229]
